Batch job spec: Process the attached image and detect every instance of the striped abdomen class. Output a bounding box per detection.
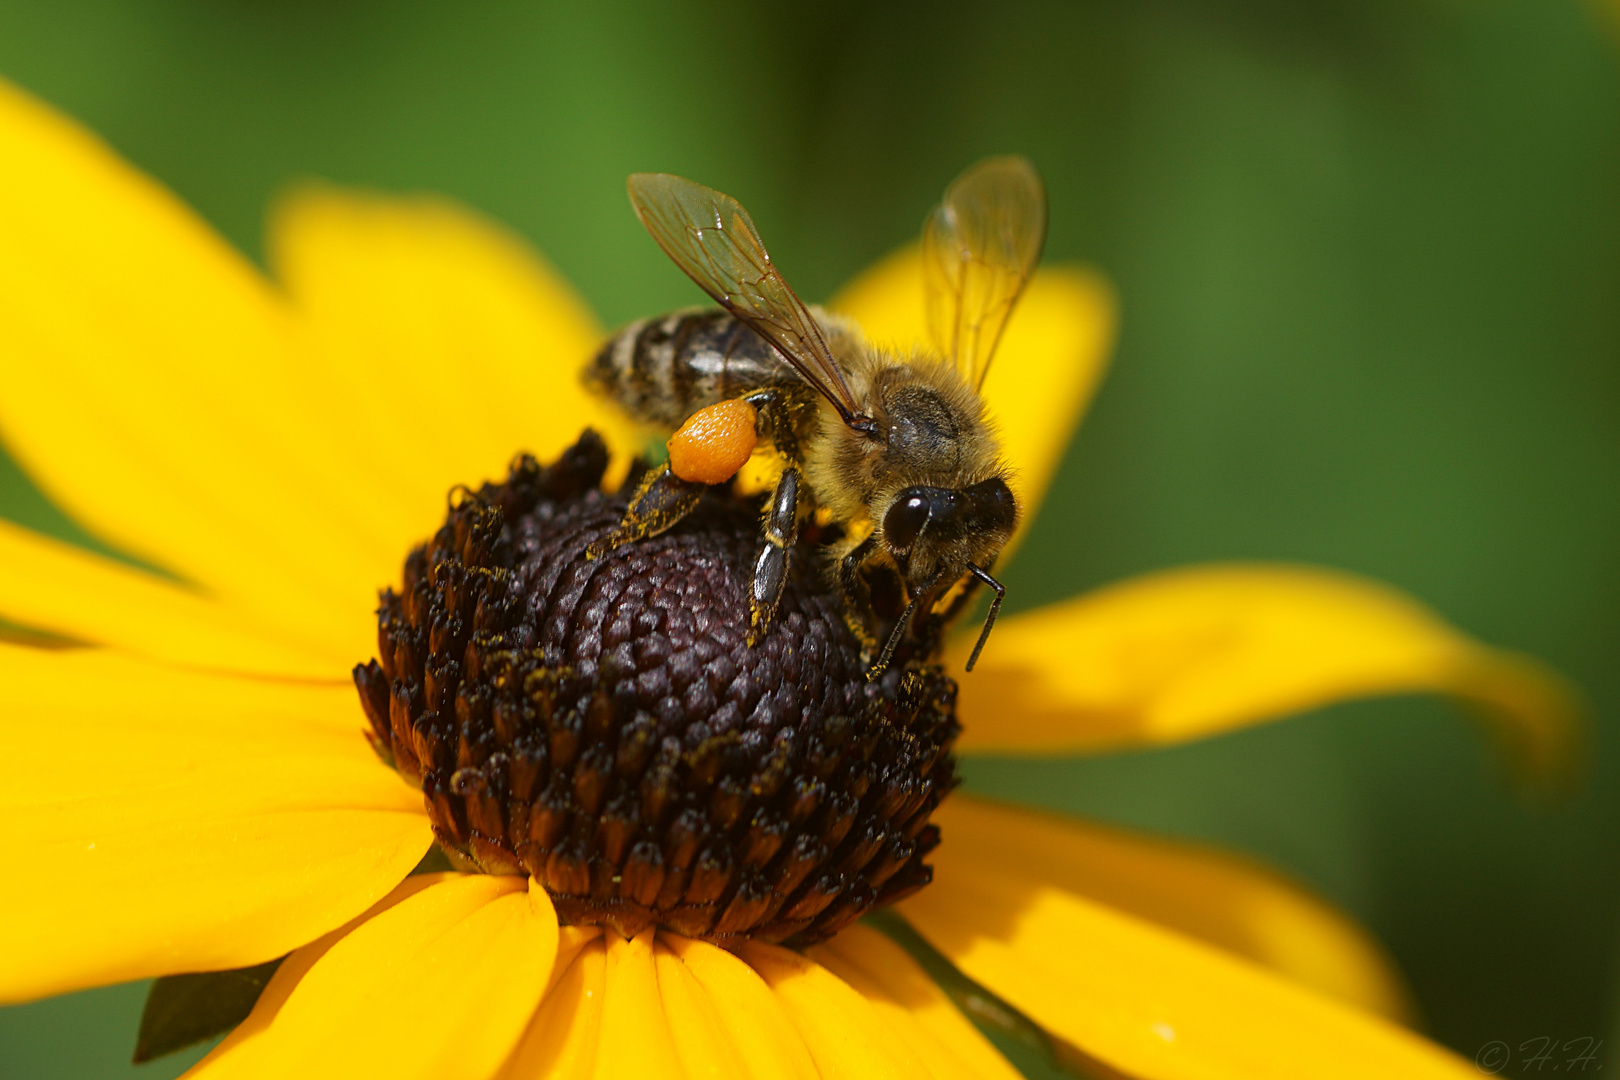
[585,309,799,428]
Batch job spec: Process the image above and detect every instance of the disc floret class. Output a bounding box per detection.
[354,432,960,946]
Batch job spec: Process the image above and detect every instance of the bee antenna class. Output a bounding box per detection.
[963,563,1005,673]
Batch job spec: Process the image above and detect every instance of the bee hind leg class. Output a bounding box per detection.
[746,466,801,644]
[587,465,703,559]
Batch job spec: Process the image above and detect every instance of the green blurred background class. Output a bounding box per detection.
[0,0,1617,1076]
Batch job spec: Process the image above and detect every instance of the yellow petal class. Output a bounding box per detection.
[931,796,1412,1022]
[830,245,1117,541]
[268,183,639,549]
[954,562,1582,785]
[904,861,1479,1080]
[0,78,403,665]
[652,939,752,1080]
[668,936,820,1080]
[741,940,938,1080]
[199,873,449,1063]
[495,929,607,1080]
[810,924,1023,1080]
[189,875,557,1080]
[0,644,430,1002]
[0,518,343,678]
[544,925,604,994]
[595,931,684,1080]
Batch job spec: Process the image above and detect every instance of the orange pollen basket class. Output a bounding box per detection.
[666,398,759,485]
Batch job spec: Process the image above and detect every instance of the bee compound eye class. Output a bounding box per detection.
[963,477,1017,529]
[883,490,933,553]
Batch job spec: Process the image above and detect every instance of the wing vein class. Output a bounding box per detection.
[628,173,868,427]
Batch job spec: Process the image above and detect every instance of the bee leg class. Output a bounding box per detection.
[835,533,880,654]
[746,465,800,643]
[866,565,952,681]
[586,465,703,559]
[913,559,988,644]
[740,387,788,433]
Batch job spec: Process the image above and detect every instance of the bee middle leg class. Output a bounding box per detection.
[747,465,800,643]
[586,465,704,559]
[740,386,820,643]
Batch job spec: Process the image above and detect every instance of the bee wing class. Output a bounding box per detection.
[922,156,1048,391]
[628,173,868,427]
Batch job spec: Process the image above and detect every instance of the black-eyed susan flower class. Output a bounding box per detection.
[0,77,1578,1080]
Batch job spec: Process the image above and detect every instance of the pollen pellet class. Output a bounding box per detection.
[666,398,758,484]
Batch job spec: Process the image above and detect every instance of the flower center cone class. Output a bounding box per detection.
[355,431,961,947]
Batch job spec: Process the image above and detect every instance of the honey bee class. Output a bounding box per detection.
[585,157,1046,674]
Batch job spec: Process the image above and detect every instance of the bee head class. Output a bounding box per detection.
[878,476,1017,585]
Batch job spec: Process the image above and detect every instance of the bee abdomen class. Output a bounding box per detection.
[586,309,795,428]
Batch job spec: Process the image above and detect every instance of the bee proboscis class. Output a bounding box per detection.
[585,157,1047,674]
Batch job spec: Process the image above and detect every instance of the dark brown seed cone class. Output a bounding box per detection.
[353,430,960,947]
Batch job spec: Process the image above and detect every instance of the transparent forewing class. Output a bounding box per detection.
[627,173,865,424]
[923,156,1048,390]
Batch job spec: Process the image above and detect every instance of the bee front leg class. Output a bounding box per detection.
[835,532,880,653]
[587,465,703,559]
[747,465,800,643]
